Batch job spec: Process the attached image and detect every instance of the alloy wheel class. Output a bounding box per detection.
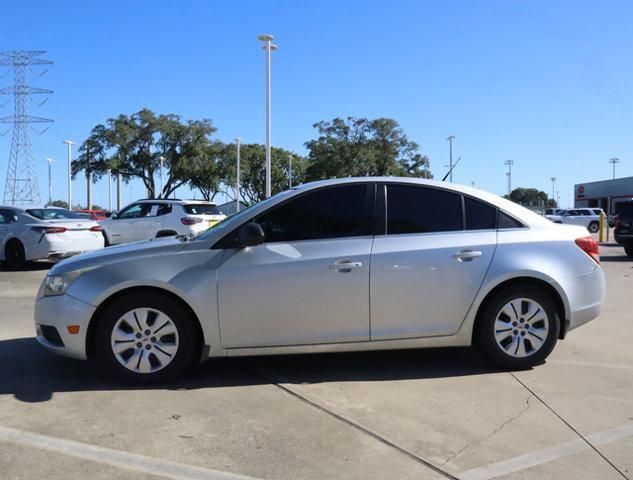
[110,308,179,374]
[493,298,549,358]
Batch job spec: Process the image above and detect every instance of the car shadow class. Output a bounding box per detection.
[0,261,54,272]
[600,255,631,262]
[0,337,508,404]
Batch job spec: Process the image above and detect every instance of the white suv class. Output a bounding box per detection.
[548,208,603,233]
[100,199,226,246]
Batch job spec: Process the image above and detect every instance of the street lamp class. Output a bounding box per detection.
[158,156,165,198]
[609,157,620,180]
[258,34,278,198]
[550,177,556,203]
[62,140,74,210]
[504,160,514,195]
[46,158,53,205]
[235,138,241,212]
[288,154,293,188]
[107,169,112,212]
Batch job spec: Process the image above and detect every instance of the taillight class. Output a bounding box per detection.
[181,217,203,226]
[89,225,102,232]
[32,226,67,234]
[575,236,600,264]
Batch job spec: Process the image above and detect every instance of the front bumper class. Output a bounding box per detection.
[559,266,606,332]
[34,293,96,360]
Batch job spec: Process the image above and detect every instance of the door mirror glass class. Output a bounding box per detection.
[237,223,265,247]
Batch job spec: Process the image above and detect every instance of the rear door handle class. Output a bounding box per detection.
[453,249,482,262]
[329,260,363,272]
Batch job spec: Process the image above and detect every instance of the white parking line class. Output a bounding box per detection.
[458,423,633,480]
[0,424,259,480]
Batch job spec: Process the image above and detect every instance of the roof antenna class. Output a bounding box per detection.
[442,156,462,181]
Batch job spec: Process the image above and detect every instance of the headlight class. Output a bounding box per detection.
[44,269,91,296]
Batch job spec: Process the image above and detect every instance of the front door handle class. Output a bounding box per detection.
[453,249,482,262]
[329,260,363,272]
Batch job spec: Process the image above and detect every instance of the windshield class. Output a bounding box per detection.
[183,204,222,215]
[197,190,294,240]
[26,208,86,220]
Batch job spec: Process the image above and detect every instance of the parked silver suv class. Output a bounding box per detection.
[34,178,605,382]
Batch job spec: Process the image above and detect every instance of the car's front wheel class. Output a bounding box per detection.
[93,292,199,383]
[475,285,560,369]
[588,221,600,233]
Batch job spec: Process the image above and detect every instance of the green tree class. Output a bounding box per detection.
[219,143,307,206]
[304,117,431,180]
[49,199,69,209]
[72,109,217,199]
[504,188,551,207]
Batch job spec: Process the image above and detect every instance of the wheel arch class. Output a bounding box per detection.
[472,276,569,341]
[85,285,205,361]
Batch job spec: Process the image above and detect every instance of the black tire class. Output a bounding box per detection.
[4,239,26,270]
[588,221,599,233]
[625,242,633,258]
[102,231,110,247]
[93,292,199,383]
[475,285,560,369]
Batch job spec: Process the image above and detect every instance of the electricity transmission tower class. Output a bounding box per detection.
[0,50,53,206]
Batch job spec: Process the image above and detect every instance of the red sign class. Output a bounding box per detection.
[577,185,585,199]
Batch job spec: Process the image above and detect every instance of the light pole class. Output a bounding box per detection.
[63,140,74,210]
[158,156,165,198]
[116,173,122,210]
[235,138,241,212]
[107,169,112,212]
[550,177,556,204]
[609,157,620,180]
[447,135,455,182]
[46,158,53,205]
[288,154,293,188]
[258,34,277,198]
[504,160,514,195]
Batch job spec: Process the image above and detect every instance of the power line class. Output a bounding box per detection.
[0,50,53,206]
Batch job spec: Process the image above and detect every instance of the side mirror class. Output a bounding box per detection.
[110,213,118,219]
[237,223,265,247]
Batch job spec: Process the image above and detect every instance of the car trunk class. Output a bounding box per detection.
[44,219,99,239]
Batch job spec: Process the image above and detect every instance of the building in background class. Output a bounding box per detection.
[575,176,633,215]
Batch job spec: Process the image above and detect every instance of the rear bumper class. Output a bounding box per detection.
[34,294,94,360]
[559,266,605,332]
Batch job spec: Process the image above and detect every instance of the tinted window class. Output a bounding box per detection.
[157,204,172,216]
[183,204,221,215]
[254,184,370,242]
[118,204,147,219]
[465,196,497,230]
[498,211,524,229]
[620,203,633,220]
[0,209,16,224]
[26,208,84,220]
[387,185,462,234]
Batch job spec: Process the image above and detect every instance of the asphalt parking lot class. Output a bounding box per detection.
[0,243,631,480]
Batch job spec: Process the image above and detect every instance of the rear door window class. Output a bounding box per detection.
[386,185,462,234]
[464,196,497,230]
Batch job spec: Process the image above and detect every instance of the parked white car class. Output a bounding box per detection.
[548,208,603,233]
[0,206,104,269]
[99,199,226,246]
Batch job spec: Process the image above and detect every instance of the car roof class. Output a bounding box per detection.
[292,177,551,227]
[134,199,218,206]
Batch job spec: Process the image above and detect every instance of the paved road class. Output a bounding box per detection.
[0,245,631,480]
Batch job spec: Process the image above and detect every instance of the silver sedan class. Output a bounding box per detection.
[34,177,605,382]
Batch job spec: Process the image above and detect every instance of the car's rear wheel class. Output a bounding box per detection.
[4,239,26,270]
[475,285,560,369]
[93,292,198,383]
[625,242,633,258]
[588,221,599,233]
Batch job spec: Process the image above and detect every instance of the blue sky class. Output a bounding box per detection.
[1,0,632,208]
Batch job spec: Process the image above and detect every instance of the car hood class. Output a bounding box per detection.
[49,237,188,275]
